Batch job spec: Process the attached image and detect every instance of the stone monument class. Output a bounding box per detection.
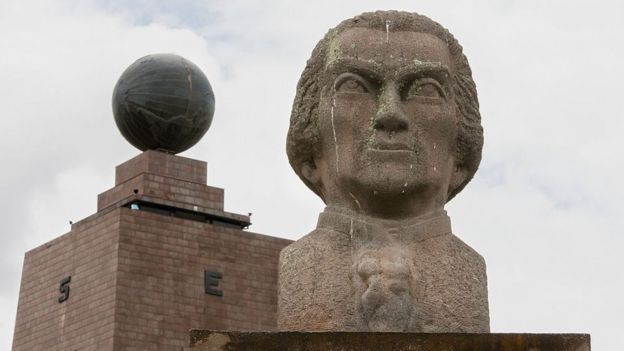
[278,10,488,333]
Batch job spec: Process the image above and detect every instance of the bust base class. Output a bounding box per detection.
[189,331,590,350]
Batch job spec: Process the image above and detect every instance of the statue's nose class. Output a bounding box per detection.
[374,84,408,133]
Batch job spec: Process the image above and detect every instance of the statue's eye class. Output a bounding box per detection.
[405,79,444,99]
[335,73,370,94]
[340,79,366,92]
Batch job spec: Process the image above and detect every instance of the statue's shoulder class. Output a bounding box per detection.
[281,227,346,260]
[280,229,315,266]
[421,232,486,271]
[446,233,486,267]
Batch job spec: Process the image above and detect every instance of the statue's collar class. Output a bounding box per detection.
[317,206,452,243]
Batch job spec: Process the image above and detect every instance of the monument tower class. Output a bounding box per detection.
[12,54,291,350]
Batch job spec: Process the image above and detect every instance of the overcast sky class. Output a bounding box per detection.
[1,0,623,349]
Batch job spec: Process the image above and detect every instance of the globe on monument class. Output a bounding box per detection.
[112,53,215,154]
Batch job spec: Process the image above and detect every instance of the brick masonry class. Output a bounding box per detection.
[12,151,292,350]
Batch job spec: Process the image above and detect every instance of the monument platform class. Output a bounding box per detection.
[190,331,590,351]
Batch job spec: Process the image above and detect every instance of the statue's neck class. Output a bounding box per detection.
[324,185,448,223]
[319,205,452,245]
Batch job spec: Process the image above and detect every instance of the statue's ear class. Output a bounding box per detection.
[301,160,321,185]
[301,160,328,202]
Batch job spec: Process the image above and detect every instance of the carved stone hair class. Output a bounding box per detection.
[286,10,483,201]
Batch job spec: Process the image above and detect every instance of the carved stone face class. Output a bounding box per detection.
[311,27,459,218]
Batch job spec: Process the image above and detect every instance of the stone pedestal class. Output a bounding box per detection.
[190,331,590,351]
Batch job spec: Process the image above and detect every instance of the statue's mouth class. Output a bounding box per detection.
[370,141,413,152]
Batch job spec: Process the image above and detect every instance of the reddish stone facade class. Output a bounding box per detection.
[12,151,292,350]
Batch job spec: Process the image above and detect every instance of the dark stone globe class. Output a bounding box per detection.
[112,53,215,154]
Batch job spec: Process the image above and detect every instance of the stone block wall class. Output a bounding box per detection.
[13,209,120,350]
[12,151,291,350]
[113,208,290,349]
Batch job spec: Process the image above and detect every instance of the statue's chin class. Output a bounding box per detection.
[331,166,448,216]
[344,170,437,196]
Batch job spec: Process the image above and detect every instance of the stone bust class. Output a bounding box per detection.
[278,11,489,333]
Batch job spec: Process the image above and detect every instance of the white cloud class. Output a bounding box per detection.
[1,1,622,350]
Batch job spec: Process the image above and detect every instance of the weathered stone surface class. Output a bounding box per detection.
[190,331,591,351]
[280,11,487,332]
[279,209,488,332]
